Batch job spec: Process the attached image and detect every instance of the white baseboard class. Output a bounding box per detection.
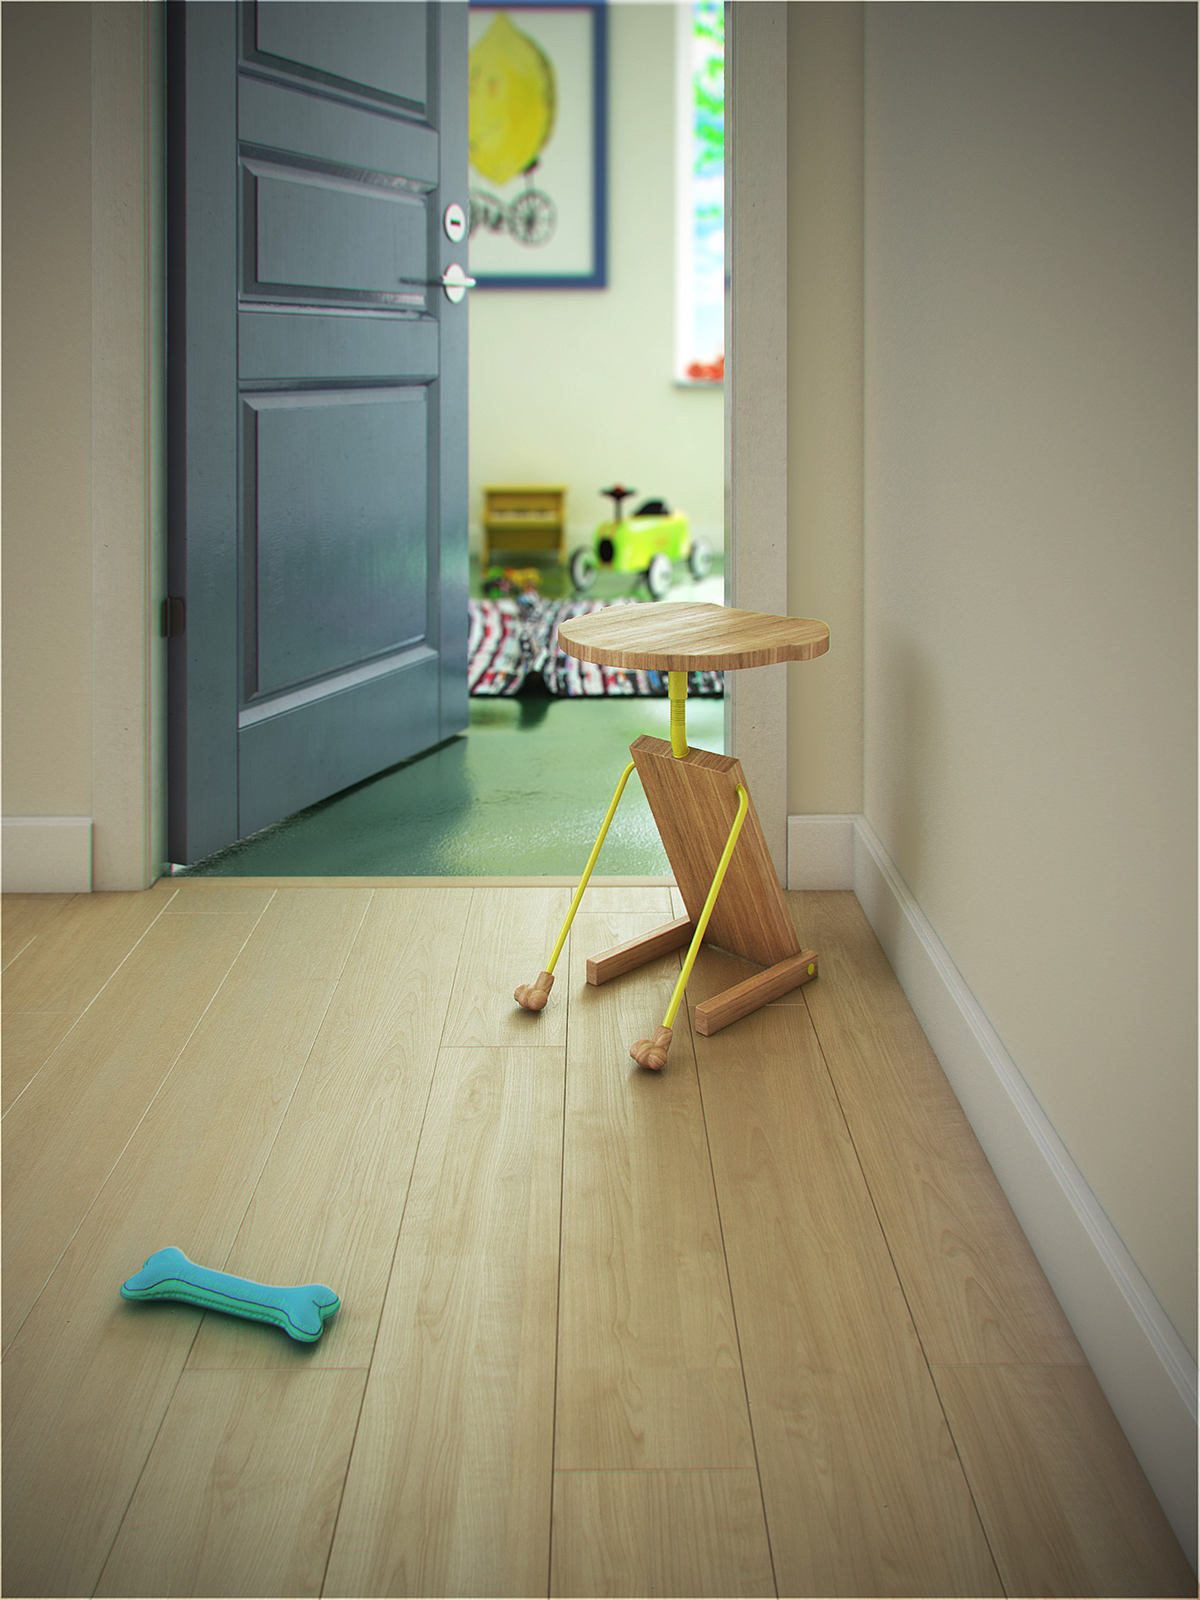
[788,812,1198,1569]
[1,817,93,893]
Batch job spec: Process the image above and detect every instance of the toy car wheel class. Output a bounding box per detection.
[646,553,673,600]
[570,547,598,590]
[688,537,714,581]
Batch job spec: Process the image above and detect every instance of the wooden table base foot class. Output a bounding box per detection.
[693,951,819,1036]
[587,917,694,986]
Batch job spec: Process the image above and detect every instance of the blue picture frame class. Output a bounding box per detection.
[467,1,608,289]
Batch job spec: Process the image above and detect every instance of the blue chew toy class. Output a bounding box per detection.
[121,1246,341,1343]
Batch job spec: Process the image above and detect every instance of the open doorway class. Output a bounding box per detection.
[467,1,724,605]
[459,0,726,872]
[181,1,725,879]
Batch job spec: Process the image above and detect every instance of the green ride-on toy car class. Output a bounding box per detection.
[570,484,713,600]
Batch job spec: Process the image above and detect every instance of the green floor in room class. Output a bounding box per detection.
[179,555,724,879]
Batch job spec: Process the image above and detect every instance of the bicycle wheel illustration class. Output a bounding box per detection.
[508,187,557,246]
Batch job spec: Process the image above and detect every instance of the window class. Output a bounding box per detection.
[676,0,725,384]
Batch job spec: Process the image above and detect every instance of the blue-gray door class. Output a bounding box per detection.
[167,1,468,865]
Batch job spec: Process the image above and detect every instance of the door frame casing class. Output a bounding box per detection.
[92,0,167,891]
[724,0,789,885]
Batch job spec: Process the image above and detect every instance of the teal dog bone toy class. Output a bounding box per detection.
[121,1246,340,1343]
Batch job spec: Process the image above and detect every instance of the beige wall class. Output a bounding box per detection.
[467,2,723,559]
[1,1,164,891]
[2,1,95,820]
[859,2,1196,1356]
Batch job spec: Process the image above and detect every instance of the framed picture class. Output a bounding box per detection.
[467,1,607,288]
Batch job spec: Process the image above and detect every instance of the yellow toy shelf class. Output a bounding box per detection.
[480,485,568,568]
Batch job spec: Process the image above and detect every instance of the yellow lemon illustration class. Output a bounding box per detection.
[469,12,556,186]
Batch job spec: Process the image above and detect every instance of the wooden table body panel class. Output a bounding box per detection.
[630,736,801,971]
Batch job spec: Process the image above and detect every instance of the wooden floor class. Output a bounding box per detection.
[2,879,1193,1598]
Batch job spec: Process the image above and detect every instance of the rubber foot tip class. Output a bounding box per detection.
[515,971,555,1012]
[630,1024,673,1071]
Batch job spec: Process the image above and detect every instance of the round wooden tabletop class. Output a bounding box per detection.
[557,603,830,673]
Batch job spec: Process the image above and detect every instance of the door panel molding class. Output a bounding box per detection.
[241,387,431,700]
[238,643,438,729]
[238,310,437,382]
[237,75,438,185]
[245,0,430,114]
[242,158,430,308]
[238,654,441,836]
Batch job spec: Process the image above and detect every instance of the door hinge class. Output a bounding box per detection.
[161,597,186,638]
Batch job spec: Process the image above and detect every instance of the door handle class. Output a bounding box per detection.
[441,263,476,303]
[395,263,477,302]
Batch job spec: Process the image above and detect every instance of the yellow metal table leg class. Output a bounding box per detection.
[514,758,639,1012]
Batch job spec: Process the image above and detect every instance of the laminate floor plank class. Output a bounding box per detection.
[1,1008,78,1112]
[550,1469,775,1598]
[556,910,756,1474]
[325,1044,564,1599]
[221,884,373,983]
[441,886,573,1048]
[0,877,178,1011]
[2,910,267,1342]
[796,890,1085,1367]
[187,887,473,1370]
[934,1362,1196,1597]
[1,973,336,1597]
[95,1369,367,1598]
[571,884,677,917]
[1,890,75,969]
[692,1000,1002,1597]
[0,883,274,1117]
